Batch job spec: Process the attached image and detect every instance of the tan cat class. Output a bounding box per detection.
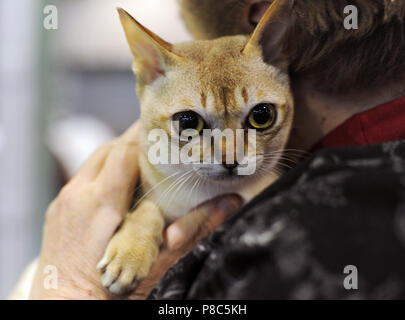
[96,0,295,295]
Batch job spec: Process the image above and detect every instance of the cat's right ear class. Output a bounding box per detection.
[117,8,181,85]
[242,0,295,73]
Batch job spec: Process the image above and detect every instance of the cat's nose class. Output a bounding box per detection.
[222,162,238,171]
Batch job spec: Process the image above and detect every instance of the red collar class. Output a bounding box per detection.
[313,96,405,151]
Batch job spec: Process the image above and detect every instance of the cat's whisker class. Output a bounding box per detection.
[152,169,193,209]
[263,152,301,162]
[187,177,199,205]
[263,149,309,160]
[261,158,294,169]
[276,162,294,170]
[256,166,281,179]
[157,170,194,207]
[165,170,195,201]
[263,160,297,168]
[261,165,283,176]
[156,177,188,209]
[164,171,192,196]
[261,152,295,157]
[156,174,185,207]
[132,170,183,209]
[170,171,195,203]
[165,171,196,209]
[277,148,309,155]
[262,157,297,166]
[255,161,280,175]
[262,154,302,168]
[186,176,201,208]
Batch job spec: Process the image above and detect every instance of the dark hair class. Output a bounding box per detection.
[180,0,405,93]
[291,0,405,93]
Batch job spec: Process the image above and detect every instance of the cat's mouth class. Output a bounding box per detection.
[191,157,266,182]
[204,171,245,181]
[193,164,256,182]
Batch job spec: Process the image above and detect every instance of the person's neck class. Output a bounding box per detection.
[288,76,405,151]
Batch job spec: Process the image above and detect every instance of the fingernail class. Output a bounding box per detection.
[166,224,186,251]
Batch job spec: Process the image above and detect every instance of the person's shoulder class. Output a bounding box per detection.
[245,140,405,216]
[305,140,405,176]
[150,141,405,300]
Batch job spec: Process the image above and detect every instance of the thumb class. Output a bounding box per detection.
[166,194,242,251]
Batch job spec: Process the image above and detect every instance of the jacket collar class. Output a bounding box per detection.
[313,96,405,150]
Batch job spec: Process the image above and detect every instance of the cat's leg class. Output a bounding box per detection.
[97,199,165,295]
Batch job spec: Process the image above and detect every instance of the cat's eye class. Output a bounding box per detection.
[246,103,277,130]
[172,111,205,135]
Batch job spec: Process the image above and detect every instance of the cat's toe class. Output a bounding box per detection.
[98,256,141,295]
[108,272,140,296]
[97,240,158,295]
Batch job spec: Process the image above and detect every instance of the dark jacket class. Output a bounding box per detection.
[149,141,405,299]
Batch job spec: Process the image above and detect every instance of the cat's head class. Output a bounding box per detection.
[118,0,295,188]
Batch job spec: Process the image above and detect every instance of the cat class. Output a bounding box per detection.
[97,0,295,295]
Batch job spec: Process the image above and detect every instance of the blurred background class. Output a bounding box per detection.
[0,0,191,298]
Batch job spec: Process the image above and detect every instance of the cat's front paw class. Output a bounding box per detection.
[96,233,160,295]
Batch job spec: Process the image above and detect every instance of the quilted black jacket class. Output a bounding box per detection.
[149,140,405,299]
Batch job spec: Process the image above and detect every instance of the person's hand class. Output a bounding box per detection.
[29,122,241,299]
[127,195,241,300]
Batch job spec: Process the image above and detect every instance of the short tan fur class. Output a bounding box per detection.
[97,0,295,295]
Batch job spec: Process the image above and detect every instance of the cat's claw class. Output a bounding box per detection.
[97,234,158,295]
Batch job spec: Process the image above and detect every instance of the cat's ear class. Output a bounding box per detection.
[117,8,180,85]
[242,0,295,72]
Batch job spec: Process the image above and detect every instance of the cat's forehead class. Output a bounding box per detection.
[172,35,275,91]
[169,35,288,107]
[173,36,250,75]
[174,35,248,61]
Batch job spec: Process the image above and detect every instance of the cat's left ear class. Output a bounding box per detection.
[117,8,181,85]
[242,0,295,73]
